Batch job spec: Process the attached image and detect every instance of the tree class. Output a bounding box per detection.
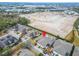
[18,17,30,25]
[0,14,30,32]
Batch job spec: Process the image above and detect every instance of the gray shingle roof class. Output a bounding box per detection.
[19,49,35,56]
[73,47,79,56]
[53,39,73,56]
[0,41,5,48]
[38,37,56,48]
[15,24,27,32]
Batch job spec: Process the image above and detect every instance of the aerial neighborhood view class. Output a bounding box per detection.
[0,2,79,56]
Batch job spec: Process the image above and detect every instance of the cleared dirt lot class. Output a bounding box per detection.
[20,12,78,39]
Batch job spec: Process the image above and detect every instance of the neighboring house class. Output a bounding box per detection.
[38,37,56,48]
[53,39,73,56]
[0,35,19,48]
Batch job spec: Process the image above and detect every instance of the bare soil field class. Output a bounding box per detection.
[20,12,78,39]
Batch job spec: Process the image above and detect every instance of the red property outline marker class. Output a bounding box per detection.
[42,31,46,37]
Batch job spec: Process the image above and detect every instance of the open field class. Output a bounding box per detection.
[20,12,78,39]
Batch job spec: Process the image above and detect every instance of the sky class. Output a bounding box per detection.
[0,0,79,2]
